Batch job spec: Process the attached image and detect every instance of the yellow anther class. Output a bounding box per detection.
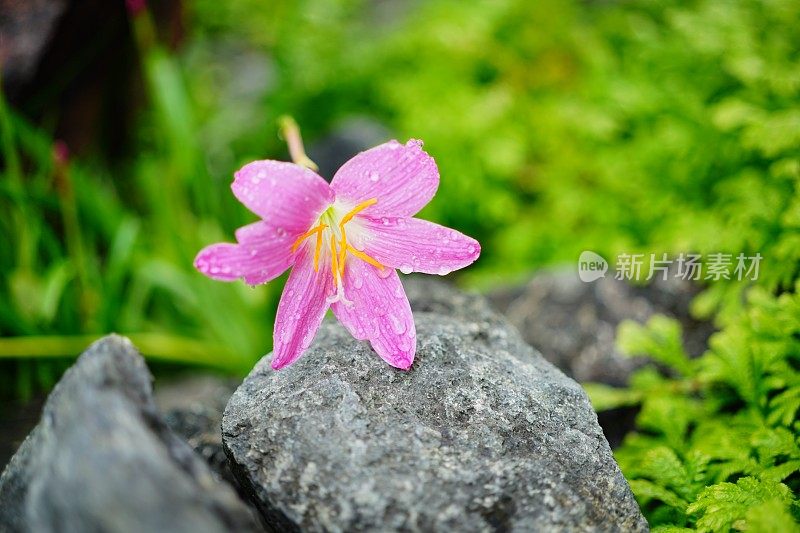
[340,198,377,226]
[346,244,384,271]
[291,223,327,253]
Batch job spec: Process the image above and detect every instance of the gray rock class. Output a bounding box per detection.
[0,0,67,93]
[490,269,713,387]
[223,281,647,532]
[156,375,245,494]
[0,335,259,533]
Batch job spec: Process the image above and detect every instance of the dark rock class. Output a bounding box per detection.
[0,335,259,533]
[308,118,391,180]
[223,281,647,532]
[0,396,45,473]
[489,269,713,387]
[156,375,243,492]
[0,0,67,92]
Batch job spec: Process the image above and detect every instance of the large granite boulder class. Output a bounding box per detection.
[223,280,647,532]
[0,335,259,533]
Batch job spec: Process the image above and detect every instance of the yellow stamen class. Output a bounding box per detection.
[346,244,384,271]
[330,236,339,279]
[313,230,323,272]
[340,198,377,226]
[338,225,348,275]
[291,223,327,252]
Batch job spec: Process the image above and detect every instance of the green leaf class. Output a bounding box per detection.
[687,477,793,532]
[617,316,692,376]
[582,382,641,412]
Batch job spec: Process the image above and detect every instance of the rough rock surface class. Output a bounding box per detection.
[223,279,647,532]
[0,335,259,533]
[489,269,713,387]
[156,375,243,492]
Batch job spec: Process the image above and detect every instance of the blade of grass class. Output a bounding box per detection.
[0,333,245,371]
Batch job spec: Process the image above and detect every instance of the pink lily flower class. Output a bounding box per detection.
[194,139,480,370]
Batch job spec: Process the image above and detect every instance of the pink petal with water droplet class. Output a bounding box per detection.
[360,217,480,275]
[271,246,333,369]
[232,160,334,233]
[330,139,438,217]
[331,260,415,370]
[194,221,297,284]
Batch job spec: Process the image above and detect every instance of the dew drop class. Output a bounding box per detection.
[399,264,413,275]
[301,328,315,348]
[467,245,475,254]
[250,249,258,257]
[389,314,406,335]
[438,265,449,275]
[210,266,220,274]
[369,171,380,182]
[394,286,403,298]
[353,276,364,289]
[377,267,392,279]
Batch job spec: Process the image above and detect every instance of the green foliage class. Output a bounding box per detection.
[591,302,800,530]
[2,0,800,527]
[0,11,280,397]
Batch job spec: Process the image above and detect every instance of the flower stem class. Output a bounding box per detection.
[278,115,319,171]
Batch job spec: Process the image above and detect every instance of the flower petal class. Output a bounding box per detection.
[232,160,334,232]
[331,260,416,370]
[194,222,297,284]
[271,245,333,369]
[358,217,480,275]
[330,139,438,217]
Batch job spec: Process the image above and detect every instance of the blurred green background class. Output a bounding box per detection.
[1,0,799,529]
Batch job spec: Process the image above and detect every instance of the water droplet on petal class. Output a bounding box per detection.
[394,286,403,298]
[353,276,364,289]
[389,314,406,335]
[369,171,380,182]
[301,328,315,348]
[467,245,475,254]
[438,265,449,275]
[377,268,392,279]
[399,264,413,275]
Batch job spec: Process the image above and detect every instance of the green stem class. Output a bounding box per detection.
[0,333,242,371]
[54,148,94,326]
[279,115,319,171]
[0,75,21,187]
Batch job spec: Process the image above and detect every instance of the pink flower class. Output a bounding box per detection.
[195,139,480,370]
